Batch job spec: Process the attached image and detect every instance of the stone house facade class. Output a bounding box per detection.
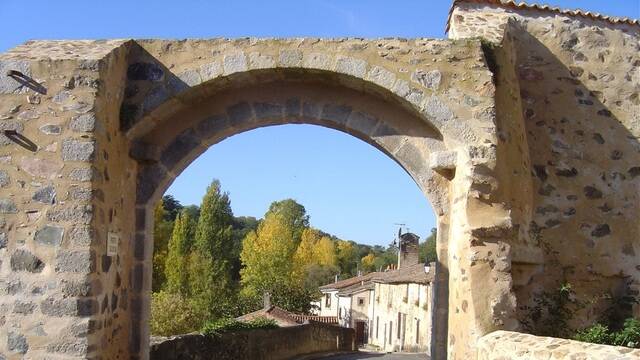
[318,232,436,353]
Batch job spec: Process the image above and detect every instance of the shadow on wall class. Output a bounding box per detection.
[510,24,639,334]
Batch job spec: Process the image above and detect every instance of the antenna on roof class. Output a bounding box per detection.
[393,223,405,248]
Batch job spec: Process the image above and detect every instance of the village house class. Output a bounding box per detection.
[316,232,436,352]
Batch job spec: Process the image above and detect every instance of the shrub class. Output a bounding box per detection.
[574,318,640,349]
[150,291,206,336]
[574,323,611,345]
[611,318,640,348]
[201,316,278,336]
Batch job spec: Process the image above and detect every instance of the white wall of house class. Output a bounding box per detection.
[368,282,433,353]
[337,295,352,327]
[318,290,338,317]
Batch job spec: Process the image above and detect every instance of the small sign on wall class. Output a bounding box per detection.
[107,232,119,257]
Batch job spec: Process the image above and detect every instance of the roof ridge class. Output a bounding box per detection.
[446,0,639,33]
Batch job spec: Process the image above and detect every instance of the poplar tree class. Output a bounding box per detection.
[152,200,174,292]
[188,180,235,319]
[164,210,195,295]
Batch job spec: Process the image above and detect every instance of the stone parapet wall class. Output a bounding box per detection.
[478,331,640,360]
[149,323,355,360]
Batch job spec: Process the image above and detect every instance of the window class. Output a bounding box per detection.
[416,319,420,344]
[358,297,365,306]
[376,316,379,338]
[339,307,342,319]
[389,321,393,344]
[325,293,331,307]
[397,313,402,339]
[403,284,409,302]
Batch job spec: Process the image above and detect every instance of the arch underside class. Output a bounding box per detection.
[131,71,452,217]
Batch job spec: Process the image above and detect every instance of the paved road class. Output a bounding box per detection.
[316,352,428,360]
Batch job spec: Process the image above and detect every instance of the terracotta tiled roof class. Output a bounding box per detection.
[446,0,639,32]
[237,306,339,326]
[318,271,383,291]
[237,305,301,327]
[373,262,435,285]
[337,282,375,296]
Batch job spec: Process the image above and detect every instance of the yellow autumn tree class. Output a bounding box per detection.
[240,213,299,298]
[315,236,337,267]
[360,253,377,272]
[293,228,321,276]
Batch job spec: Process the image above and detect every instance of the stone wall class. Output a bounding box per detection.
[0,3,637,359]
[478,330,640,359]
[149,323,355,360]
[449,0,640,333]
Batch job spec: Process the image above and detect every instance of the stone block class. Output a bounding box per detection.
[34,224,64,246]
[0,120,24,146]
[321,103,352,124]
[160,128,200,169]
[32,185,56,204]
[69,167,95,182]
[0,170,8,187]
[10,249,44,273]
[223,53,248,75]
[47,205,93,224]
[429,151,458,171]
[70,225,92,246]
[19,157,63,179]
[253,102,283,120]
[367,66,396,89]
[40,297,77,317]
[199,61,222,81]
[411,69,442,90]
[13,300,36,314]
[40,124,62,135]
[7,331,28,354]
[226,102,253,126]
[55,250,94,273]
[69,113,96,132]
[279,49,303,67]
[0,198,16,213]
[62,139,95,162]
[0,60,31,94]
[335,56,367,78]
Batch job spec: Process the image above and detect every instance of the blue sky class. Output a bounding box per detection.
[1,1,636,245]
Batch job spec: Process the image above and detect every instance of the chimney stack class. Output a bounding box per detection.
[397,232,420,269]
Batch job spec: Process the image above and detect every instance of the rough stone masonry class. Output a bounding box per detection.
[0,1,637,359]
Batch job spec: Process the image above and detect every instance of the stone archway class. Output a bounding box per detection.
[0,38,529,360]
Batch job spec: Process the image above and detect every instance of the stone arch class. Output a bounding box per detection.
[113,39,515,360]
[0,38,524,360]
[127,67,456,358]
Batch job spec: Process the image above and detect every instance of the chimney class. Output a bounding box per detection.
[397,232,420,269]
[263,291,271,309]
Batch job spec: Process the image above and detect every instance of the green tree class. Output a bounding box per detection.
[165,210,196,295]
[153,200,174,292]
[161,194,183,221]
[188,180,235,320]
[265,199,309,245]
[419,228,438,263]
[336,240,359,277]
[240,209,313,313]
